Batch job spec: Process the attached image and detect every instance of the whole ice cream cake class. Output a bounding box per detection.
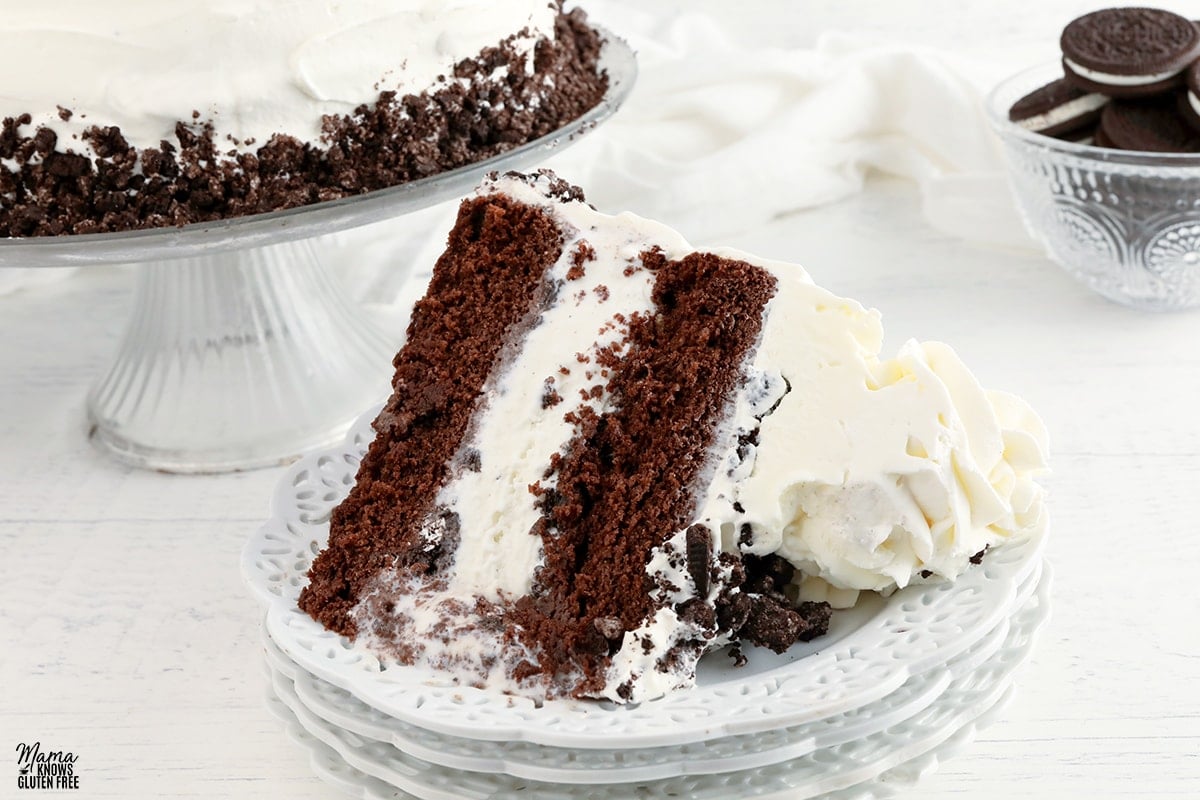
[0,1,606,236]
[299,171,1049,703]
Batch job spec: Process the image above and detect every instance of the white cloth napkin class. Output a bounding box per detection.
[544,12,1034,248]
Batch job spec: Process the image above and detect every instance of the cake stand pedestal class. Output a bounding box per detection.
[0,32,635,472]
[88,241,393,472]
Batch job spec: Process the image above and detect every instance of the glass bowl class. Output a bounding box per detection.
[987,62,1200,311]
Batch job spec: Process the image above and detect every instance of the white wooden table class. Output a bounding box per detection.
[4,3,1200,798]
[4,175,1199,798]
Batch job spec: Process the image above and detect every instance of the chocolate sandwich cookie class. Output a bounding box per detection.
[1098,95,1200,152]
[1094,124,1118,148]
[1009,78,1108,137]
[1061,7,1200,98]
[1182,61,1200,131]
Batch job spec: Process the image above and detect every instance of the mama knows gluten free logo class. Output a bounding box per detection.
[15,743,79,791]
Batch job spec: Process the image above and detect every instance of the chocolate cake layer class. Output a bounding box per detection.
[298,190,569,634]
[0,10,606,237]
[515,250,779,698]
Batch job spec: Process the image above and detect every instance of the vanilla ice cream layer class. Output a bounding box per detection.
[0,0,556,152]
[437,182,679,600]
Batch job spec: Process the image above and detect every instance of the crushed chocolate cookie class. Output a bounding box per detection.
[727,643,748,667]
[541,378,563,409]
[685,524,712,597]
[738,596,831,654]
[593,616,624,641]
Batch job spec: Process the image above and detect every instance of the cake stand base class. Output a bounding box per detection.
[87,239,394,473]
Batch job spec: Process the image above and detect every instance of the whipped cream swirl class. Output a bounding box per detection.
[692,265,1049,604]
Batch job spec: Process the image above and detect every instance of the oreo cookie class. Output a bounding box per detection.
[1009,78,1108,137]
[1183,61,1200,131]
[1098,95,1200,152]
[1061,8,1200,98]
[1094,124,1118,148]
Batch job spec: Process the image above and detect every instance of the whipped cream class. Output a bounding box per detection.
[690,277,1049,600]
[0,0,556,153]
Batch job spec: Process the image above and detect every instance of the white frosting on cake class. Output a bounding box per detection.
[0,0,557,152]
[353,173,1049,703]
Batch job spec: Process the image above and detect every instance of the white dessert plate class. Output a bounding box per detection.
[242,404,1049,749]
[261,561,1044,784]
[265,689,1012,800]
[262,565,1050,800]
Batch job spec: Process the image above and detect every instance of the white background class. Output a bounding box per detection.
[3,1,1200,798]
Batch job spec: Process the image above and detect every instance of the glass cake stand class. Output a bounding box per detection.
[0,34,636,473]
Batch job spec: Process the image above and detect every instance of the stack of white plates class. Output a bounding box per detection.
[243,410,1051,800]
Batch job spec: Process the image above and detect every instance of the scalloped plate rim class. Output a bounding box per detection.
[244,402,1049,748]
